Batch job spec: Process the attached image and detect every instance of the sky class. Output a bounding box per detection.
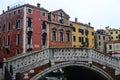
[0,0,120,30]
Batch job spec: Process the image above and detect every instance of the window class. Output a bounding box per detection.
[85,38,89,47]
[110,32,113,34]
[16,34,20,45]
[119,35,120,39]
[85,38,89,43]
[8,36,10,45]
[59,12,63,24]
[73,36,76,42]
[85,30,89,36]
[99,42,101,46]
[109,45,112,49]
[60,29,64,41]
[66,30,70,42]
[14,11,16,15]
[18,10,20,14]
[16,20,20,29]
[52,28,56,41]
[28,37,32,44]
[73,45,76,47]
[99,35,101,39]
[8,22,10,31]
[111,37,113,39]
[92,32,94,36]
[42,12,46,16]
[81,37,84,45]
[116,36,118,39]
[28,8,32,13]
[79,29,84,34]
[79,37,82,42]
[116,31,118,34]
[16,50,19,54]
[28,18,32,27]
[3,24,5,32]
[42,34,46,45]
[73,27,76,32]
[42,21,46,29]
[103,36,105,40]
[70,24,73,27]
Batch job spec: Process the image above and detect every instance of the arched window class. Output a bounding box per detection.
[66,30,70,42]
[59,29,64,41]
[52,28,57,41]
[59,11,63,24]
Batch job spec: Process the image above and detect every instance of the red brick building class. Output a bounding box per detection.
[0,3,48,61]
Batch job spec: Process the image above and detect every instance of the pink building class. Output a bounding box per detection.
[0,3,48,61]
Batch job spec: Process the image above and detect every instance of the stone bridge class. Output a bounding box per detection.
[3,48,120,80]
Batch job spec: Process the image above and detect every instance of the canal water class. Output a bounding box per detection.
[41,66,108,80]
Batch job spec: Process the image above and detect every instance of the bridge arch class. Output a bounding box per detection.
[31,61,113,80]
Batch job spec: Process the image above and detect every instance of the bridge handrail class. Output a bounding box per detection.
[4,47,120,75]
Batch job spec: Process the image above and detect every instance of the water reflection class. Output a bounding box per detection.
[43,69,66,80]
[45,75,66,80]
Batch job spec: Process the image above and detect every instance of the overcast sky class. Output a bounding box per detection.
[0,0,120,30]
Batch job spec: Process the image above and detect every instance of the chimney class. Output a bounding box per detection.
[37,3,40,8]
[7,6,10,11]
[75,17,77,22]
[88,22,91,26]
[2,10,4,14]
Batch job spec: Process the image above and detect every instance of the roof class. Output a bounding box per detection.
[109,28,120,31]
[106,40,120,44]
[0,3,48,16]
[94,32,111,36]
[49,9,70,18]
[46,20,73,29]
[71,21,94,29]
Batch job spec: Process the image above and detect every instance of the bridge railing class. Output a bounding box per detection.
[51,48,119,69]
[4,47,120,77]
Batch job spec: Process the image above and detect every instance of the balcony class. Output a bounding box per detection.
[27,27,33,36]
[4,45,10,50]
[42,45,47,49]
[27,27,33,32]
[27,44,33,49]
[42,29,47,34]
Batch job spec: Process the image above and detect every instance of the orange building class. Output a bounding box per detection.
[42,9,73,48]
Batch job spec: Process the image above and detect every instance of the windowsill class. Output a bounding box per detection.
[59,41,64,42]
[16,28,21,30]
[51,40,57,42]
[16,45,20,47]
[66,41,70,43]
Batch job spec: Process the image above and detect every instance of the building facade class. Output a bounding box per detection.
[0,3,48,61]
[94,29,111,52]
[106,40,120,58]
[42,9,73,48]
[106,26,120,40]
[71,19,94,48]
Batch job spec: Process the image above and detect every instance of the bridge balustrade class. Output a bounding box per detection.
[4,48,120,77]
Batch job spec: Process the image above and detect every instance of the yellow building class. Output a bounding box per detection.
[106,26,120,40]
[71,19,94,48]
